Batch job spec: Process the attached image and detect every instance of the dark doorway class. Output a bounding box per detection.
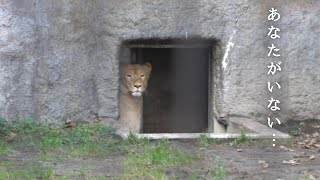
[134,48,209,133]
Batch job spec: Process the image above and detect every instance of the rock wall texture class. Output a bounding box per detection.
[0,0,319,124]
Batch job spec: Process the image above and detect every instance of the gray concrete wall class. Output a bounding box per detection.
[0,0,319,125]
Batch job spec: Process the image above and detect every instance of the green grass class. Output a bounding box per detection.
[0,141,10,156]
[0,117,121,179]
[79,165,86,177]
[0,166,38,179]
[187,172,201,180]
[232,128,252,146]
[115,133,152,155]
[0,118,120,159]
[197,134,211,146]
[0,161,15,167]
[90,176,108,180]
[0,116,11,136]
[213,157,227,180]
[0,117,13,156]
[40,165,56,180]
[197,134,228,147]
[126,133,150,146]
[123,141,194,179]
[145,143,190,165]
[1,118,219,179]
[186,156,227,180]
[34,123,119,158]
[65,139,118,158]
[0,162,58,180]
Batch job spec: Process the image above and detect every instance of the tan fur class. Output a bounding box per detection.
[119,63,152,133]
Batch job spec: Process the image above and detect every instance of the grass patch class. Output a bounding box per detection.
[123,141,194,179]
[126,133,151,146]
[231,128,252,146]
[0,166,38,180]
[90,176,108,180]
[40,165,56,180]
[0,162,58,180]
[0,161,15,167]
[58,124,120,158]
[0,141,10,156]
[213,157,227,180]
[144,143,190,165]
[0,117,13,156]
[197,134,211,146]
[186,156,227,179]
[1,118,233,179]
[187,172,201,180]
[38,123,115,150]
[65,139,118,158]
[0,116,11,136]
[79,165,86,177]
[116,133,151,155]
[197,134,229,147]
[0,118,121,158]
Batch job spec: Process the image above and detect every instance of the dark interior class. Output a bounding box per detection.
[134,48,209,133]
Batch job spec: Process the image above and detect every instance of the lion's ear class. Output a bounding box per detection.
[144,62,152,72]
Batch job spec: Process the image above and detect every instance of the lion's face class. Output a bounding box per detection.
[121,63,152,97]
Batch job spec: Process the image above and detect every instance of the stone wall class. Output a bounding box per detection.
[0,0,319,124]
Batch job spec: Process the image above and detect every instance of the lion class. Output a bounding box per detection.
[119,63,152,133]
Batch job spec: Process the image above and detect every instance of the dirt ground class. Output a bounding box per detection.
[1,119,319,180]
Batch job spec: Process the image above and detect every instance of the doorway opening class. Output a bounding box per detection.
[131,47,210,133]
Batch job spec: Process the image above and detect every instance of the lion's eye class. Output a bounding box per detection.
[126,75,132,79]
[141,75,145,79]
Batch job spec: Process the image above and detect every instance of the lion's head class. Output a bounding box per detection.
[120,63,152,97]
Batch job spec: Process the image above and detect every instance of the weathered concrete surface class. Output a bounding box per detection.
[0,0,319,124]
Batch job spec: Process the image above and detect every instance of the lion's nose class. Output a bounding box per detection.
[134,85,141,88]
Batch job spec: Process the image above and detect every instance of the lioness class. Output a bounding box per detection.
[119,63,152,133]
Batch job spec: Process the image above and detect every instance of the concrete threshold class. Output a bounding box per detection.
[116,132,290,139]
[115,117,290,139]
